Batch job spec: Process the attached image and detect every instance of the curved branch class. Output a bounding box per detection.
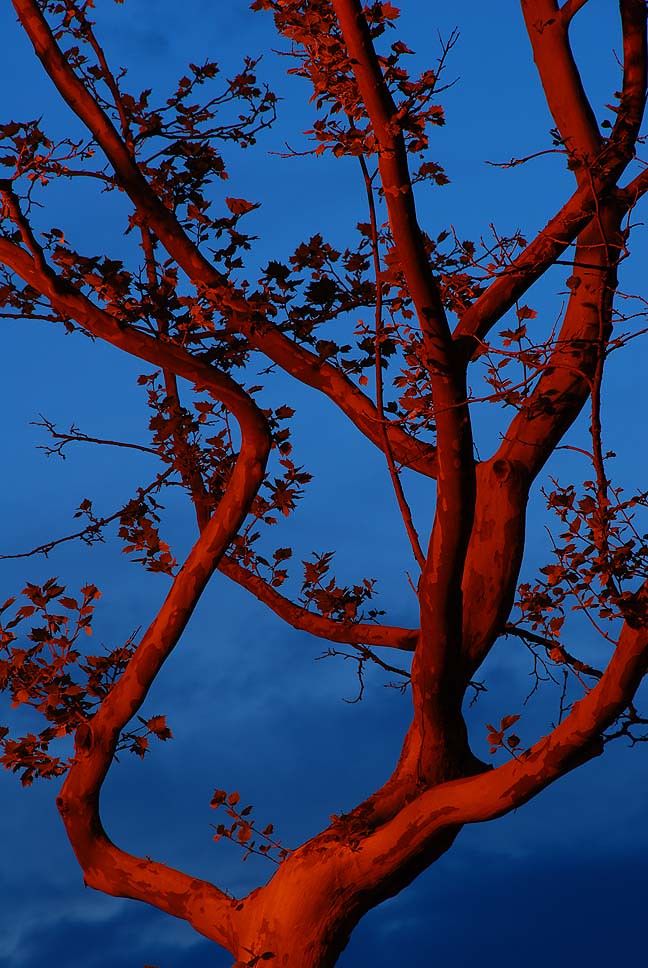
[218,555,418,652]
[57,363,268,942]
[0,226,271,948]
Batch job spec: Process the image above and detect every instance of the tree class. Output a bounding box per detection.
[1,0,647,964]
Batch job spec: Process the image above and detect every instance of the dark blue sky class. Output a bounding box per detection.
[1,2,647,966]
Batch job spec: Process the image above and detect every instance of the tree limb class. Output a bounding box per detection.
[331,1,476,777]
[521,0,602,182]
[453,0,647,353]
[218,555,418,652]
[0,201,271,945]
[561,0,591,25]
[11,0,438,478]
[353,582,648,885]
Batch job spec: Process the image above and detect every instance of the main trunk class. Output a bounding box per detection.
[232,868,360,967]
[228,826,461,967]
[231,928,347,968]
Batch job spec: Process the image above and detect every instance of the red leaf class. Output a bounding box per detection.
[225,197,257,216]
[516,305,538,321]
[145,714,173,741]
[210,789,228,808]
[237,822,253,843]
[59,597,78,611]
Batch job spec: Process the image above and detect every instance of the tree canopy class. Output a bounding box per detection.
[1,1,647,966]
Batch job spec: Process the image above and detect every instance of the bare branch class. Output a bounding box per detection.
[358,153,425,570]
[561,0,591,25]
[0,471,173,560]
[32,415,158,458]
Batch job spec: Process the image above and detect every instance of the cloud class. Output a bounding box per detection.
[341,845,648,967]
[0,877,126,967]
[1,901,224,968]
[5,842,646,968]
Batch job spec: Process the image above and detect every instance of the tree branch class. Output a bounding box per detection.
[32,415,158,458]
[139,225,213,532]
[354,582,648,886]
[561,0,591,25]
[238,316,439,476]
[218,555,418,652]
[494,200,623,479]
[11,0,438,479]
[358,153,425,569]
[504,624,603,680]
[453,0,646,673]
[0,201,271,944]
[453,0,647,353]
[331,1,476,778]
[521,0,602,182]
[0,471,173,560]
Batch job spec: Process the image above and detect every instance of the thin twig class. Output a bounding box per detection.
[358,152,426,570]
[0,470,173,560]
[33,415,158,458]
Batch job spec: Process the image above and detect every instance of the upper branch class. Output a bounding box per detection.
[11,0,437,478]
[330,0,454,367]
[608,0,648,162]
[330,0,475,556]
[454,0,647,353]
[452,182,612,352]
[560,0,591,25]
[493,2,647,482]
[521,0,602,182]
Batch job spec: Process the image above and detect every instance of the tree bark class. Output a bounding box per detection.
[230,826,459,967]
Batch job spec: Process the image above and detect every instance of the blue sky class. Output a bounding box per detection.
[1,1,647,966]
